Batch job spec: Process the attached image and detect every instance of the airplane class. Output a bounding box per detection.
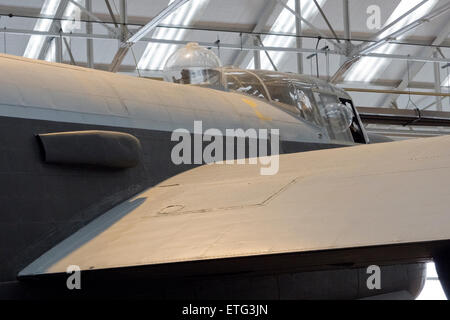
[0,45,449,299]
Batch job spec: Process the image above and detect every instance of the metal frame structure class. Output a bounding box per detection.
[3,26,450,65]
[380,18,450,107]
[1,0,450,123]
[232,0,281,68]
[109,0,191,72]
[38,0,68,61]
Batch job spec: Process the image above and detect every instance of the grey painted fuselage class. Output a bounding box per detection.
[0,54,425,299]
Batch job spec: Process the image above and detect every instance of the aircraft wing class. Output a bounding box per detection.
[19,135,450,278]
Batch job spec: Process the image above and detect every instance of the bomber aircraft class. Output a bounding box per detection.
[0,43,449,299]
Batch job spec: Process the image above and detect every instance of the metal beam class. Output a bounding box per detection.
[334,1,450,85]
[357,1,450,56]
[436,47,446,59]
[4,27,335,55]
[119,0,128,42]
[7,27,450,65]
[6,6,450,49]
[232,0,279,68]
[343,87,450,97]
[342,0,350,45]
[256,35,278,71]
[380,18,450,106]
[422,99,439,111]
[313,0,340,44]
[126,0,189,44]
[369,0,428,41]
[63,37,77,65]
[362,51,450,63]
[433,50,443,111]
[37,0,68,60]
[108,0,129,73]
[253,38,261,69]
[364,127,450,138]
[295,0,303,74]
[357,106,450,128]
[54,35,62,63]
[342,0,352,53]
[109,47,129,72]
[104,0,119,28]
[67,0,119,36]
[330,0,353,83]
[109,0,190,72]
[86,0,94,68]
[276,0,342,49]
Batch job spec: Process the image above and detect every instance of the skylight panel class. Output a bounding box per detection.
[442,65,450,88]
[24,0,84,61]
[23,0,60,59]
[345,0,439,83]
[137,0,210,71]
[45,0,84,62]
[247,0,327,71]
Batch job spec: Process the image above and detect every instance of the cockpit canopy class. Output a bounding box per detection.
[165,66,367,144]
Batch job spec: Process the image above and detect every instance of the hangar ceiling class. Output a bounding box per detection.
[1,0,450,133]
